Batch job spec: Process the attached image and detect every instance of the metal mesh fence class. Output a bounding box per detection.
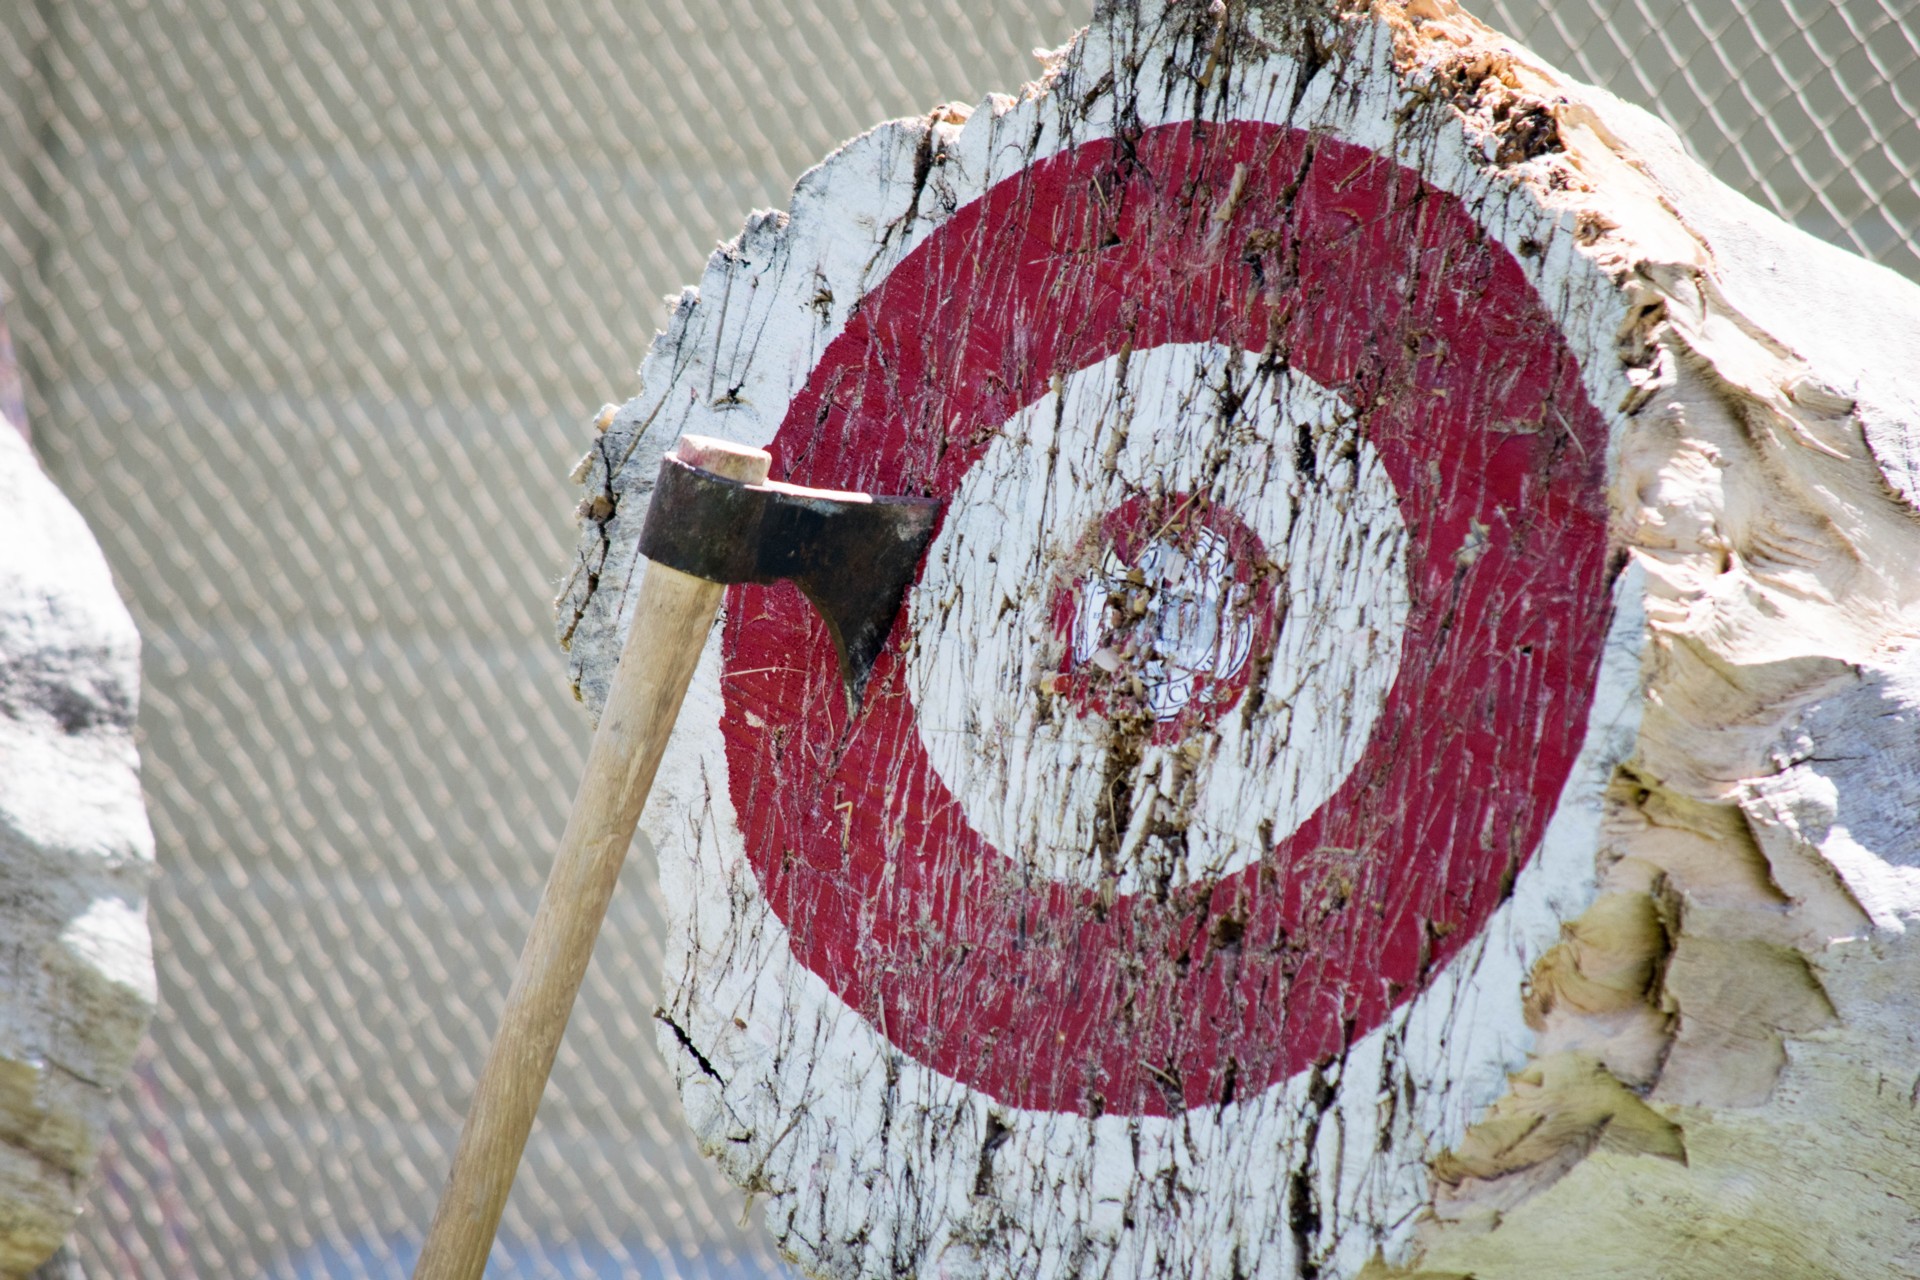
[0,0,1911,1276]
[1477,0,1920,279]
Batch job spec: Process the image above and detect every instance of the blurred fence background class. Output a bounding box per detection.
[0,0,1912,1276]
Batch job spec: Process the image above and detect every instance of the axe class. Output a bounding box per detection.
[414,434,938,1280]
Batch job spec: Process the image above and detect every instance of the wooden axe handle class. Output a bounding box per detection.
[414,437,770,1280]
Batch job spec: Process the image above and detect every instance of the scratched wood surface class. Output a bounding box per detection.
[559,2,1920,1276]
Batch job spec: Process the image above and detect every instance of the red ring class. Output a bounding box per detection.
[718,121,1613,1117]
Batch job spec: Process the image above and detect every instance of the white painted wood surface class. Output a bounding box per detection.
[0,425,156,1277]
[559,1,1920,1275]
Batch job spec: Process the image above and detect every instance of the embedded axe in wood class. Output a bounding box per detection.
[414,434,937,1280]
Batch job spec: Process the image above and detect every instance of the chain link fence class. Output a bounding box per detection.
[0,0,1911,1276]
[1484,0,1919,278]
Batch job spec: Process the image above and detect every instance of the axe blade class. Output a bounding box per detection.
[638,448,940,705]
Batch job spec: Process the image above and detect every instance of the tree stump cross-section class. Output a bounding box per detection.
[559,2,1920,1276]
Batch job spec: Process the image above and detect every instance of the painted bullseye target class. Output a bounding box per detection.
[561,12,1660,1272]
[716,118,1615,1118]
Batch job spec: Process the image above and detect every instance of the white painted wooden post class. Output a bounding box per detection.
[559,2,1920,1275]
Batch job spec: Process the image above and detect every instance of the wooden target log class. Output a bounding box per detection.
[558,1,1920,1276]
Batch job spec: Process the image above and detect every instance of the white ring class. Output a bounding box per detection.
[906,342,1410,892]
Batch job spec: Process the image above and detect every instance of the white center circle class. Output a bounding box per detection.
[905,343,1412,894]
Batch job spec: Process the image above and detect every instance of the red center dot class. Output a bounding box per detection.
[1047,493,1280,743]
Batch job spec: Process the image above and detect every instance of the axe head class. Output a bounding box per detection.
[638,436,940,706]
